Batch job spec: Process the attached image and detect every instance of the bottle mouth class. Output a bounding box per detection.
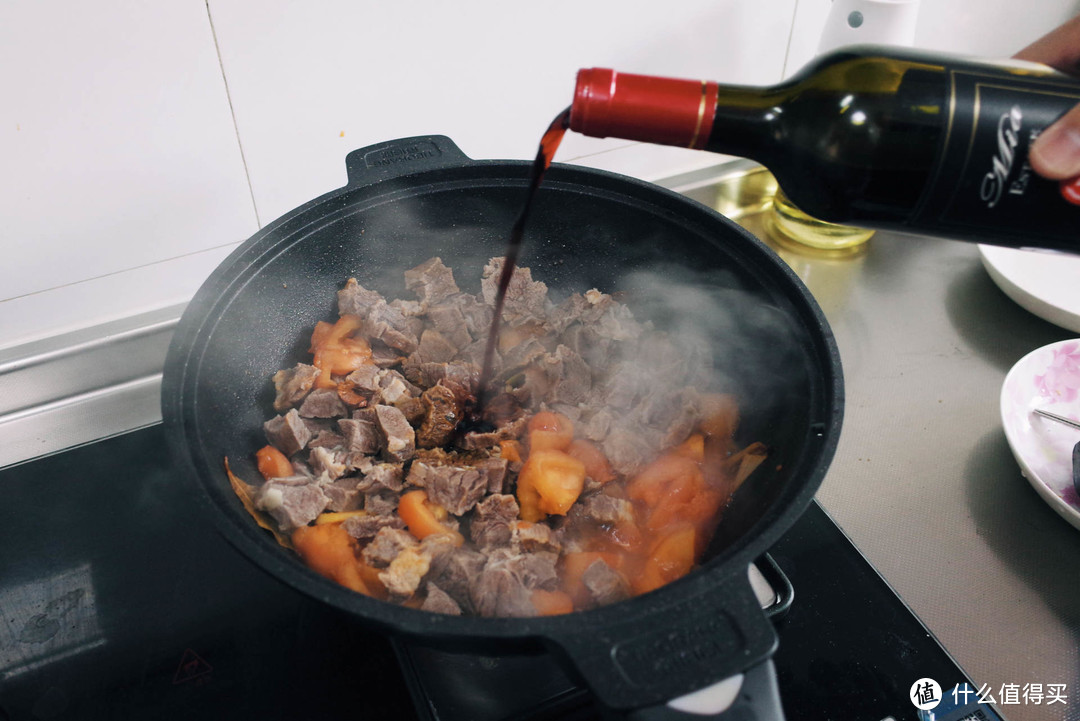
[569,67,718,149]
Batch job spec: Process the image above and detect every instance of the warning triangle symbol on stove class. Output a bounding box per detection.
[172,648,213,684]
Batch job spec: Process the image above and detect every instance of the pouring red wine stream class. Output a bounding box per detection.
[465,107,571,430]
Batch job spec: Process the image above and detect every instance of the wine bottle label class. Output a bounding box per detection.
[912,69,1080,245]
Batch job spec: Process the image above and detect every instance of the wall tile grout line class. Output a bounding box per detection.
[205,0,261,228]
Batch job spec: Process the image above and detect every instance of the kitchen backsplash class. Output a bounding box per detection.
[2,0,1076,351]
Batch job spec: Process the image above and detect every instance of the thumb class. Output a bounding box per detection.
[1029,103,1080,179]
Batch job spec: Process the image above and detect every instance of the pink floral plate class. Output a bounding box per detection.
[1000,339,1080,531]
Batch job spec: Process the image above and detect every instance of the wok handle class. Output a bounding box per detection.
[627,660,784,721]
[547,571,778,714]
[344,135,472,187]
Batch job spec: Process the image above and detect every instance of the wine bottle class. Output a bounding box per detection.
[568,47,1080,252]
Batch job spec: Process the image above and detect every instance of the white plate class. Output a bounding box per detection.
[1000,339,1080,530]
[978,245,1080,333]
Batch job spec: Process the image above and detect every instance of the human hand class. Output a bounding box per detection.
[1014,14,1080,179]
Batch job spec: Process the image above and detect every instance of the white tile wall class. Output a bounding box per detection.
[0,0,256,350]
[1,0,1077,350]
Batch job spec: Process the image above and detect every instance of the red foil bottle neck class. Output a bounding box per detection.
[570,68,718,150]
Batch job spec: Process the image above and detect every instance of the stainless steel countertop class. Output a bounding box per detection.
[705,191,1080,721]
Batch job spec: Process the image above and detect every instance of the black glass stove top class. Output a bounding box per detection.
[0,425,976,721]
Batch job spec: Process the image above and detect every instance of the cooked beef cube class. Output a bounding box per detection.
[411,329,459,365]
[345,452,376,475]
[600,363,644,410]
[309,446,347,479]
[428,547,486,612]
[407,461,486,515]
[390,296,424,317]
[321,475,364,512]
[541,345,592,406]
[475,457,509,494]
[338,278,385,317]
[589,295,643,342]
[343,513,406,540]
[363,301,419,353]
[500,338,547,372]
[545,293,590,335]
[416,384,461,449]
[271,363,321,412]
[425,301,473,350]
[361,527,417,568]
[455,338,495,369]
[364,463,404,492]
[255,479,329,530]
[577,493,634,525]
[264,409,312,456]
[369,340,406,368]
[511,521,561,553]
[380,546,431,597]
[404,257,459,305]
[344,364,381,394]
[560,324,615,373]
[373,369,417,405]
[402,361,480,394]
[504,549,559,591]
[457,295,493,339]
[480,258,549,324]
[307,428,345,450]
[395,396,425,426]
[582,559,631,606]
[364,489,399,516]
[581,409,614,442]
[602,425,655,476]
[374,404,416,463]
[338,418,381,455]
[470,558,537,618]
[298,388,348,419]
[470,494,519,549]
[457,414,527,452]
[421,583,463,615]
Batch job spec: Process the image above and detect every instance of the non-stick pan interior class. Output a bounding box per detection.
[168,158,840,642]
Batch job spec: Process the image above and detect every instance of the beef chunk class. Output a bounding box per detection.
[455,338,494,369]
[421,583,462,615]
[402,361,480,394]
[511,521,561,553]
[427,547,486,611]
[476,457,509,494]
[361,527,417,568]
[338,278,385,317]
[470,494,519,549]
[560,324,615,372]
[416,384,461,449]
[480,257,549,324]
[373,369,417,405]
[380,546,431,597]
[369,341,406,368]
[425,301,473,350]
[307,428,345,449]
[602,425,654,476]
[264,409,312,456]
[582,559,631,606]
[407,461,486,515]
[364,489,399,516]
[411,329,460,364]
[404,257,460,305]
[577,493,634,525]
[309,446,347,480]
[344,364,381,394]
[581,409,614,442]
[364,463,404,492]
[470,556,537,618]
[600,363,645,410]
[499,338,547,372]
[338,418,381,455]
[321,475,364,512]
[343,513,406,540]
[363,302,419,353]
[298,388,348,419]
[271,363,320,412]
[457,414,528,452]
[373,404,416,463]
[395,396,425,426]
[256,479,329,530]
[542,345,592,406]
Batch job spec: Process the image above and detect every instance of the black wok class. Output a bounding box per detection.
[161,135,843,719]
